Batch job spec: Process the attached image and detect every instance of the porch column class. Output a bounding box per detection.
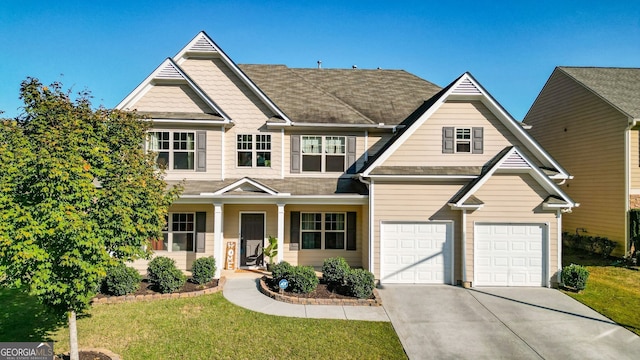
[277,203,285,263]
[213,202,224,278]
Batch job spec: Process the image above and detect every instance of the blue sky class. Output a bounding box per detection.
[1,1,638,120]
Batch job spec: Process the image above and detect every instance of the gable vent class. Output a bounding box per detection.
[500,151,531,169]
[156,62,184,80]
[189,36,218,52]
[451,78,482,95]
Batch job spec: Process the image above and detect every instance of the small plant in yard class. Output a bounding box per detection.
[147,257,186,293]
[270,261,293,282]
[191,257,216,285]
[263,236,279,269]
[562,263,590,291]
[102,264,142,296]
[286,265,319,294]
[322,257,351,288]
[346,268,376,299]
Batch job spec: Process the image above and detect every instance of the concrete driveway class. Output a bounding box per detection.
[378,285,640,360]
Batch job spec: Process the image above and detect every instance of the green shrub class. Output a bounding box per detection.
[345,268,375,299]
[147,256,186,293]
[191,257,216,285]
[322,257,351,286]
[102,263,141,296]
[287,265,319,294]
[562,264,590,290]
[270,261,293,282]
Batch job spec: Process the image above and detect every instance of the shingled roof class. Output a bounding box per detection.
[238,64,442,125]
[558,67,640,119]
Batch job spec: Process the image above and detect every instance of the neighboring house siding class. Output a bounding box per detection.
[384,100,540,167]
[630,130,640,192]
[129,204,215,274]
[466,174,558,284]
[372,182,465,281]
[526,71,628,256]
[134,84,212,113]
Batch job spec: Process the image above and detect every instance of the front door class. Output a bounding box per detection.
[240,213,265,266]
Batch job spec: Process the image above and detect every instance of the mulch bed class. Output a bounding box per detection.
[94,278,218,299]
[263,276,373,300]
[55,350,118,360]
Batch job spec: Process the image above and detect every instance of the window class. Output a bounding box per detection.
[301,136,345,172]
[237,134,271,167]
[300,212,346,250]
[149,131,196,170]
[455,128,471,153]
[153,213,195,252]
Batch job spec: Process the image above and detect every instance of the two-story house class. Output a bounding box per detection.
[117,32,576,287]
[525,67,640,257]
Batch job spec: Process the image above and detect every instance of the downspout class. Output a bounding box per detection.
[625,119,637,254]
[557,210,562,287]
[358,175,375,275]
[461,209,468,287]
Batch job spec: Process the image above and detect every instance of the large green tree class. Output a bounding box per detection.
[0,78,180,359]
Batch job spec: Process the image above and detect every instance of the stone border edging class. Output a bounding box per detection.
[258,276,382,306]
[91,276,226,304]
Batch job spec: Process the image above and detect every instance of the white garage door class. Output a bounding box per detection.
[381,222,453,284]
[475,223,545,287]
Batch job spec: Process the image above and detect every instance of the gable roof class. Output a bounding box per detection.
[448,146,577,209]
[239,65,442,126]
[557,67,640,119]
[359,72,572,179]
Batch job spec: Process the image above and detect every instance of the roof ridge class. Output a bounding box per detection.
[287,68,378,125]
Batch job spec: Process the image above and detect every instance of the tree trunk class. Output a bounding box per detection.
[68,310,79,360]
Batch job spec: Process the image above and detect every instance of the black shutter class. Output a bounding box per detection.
[291,135,301,173]
[442,127,454,153]
[346,136,357,173]
[346,212,356,250]
[196,131,206,171]
[290,211,300,245]
[196,212,206,253]
[472,127,483,154]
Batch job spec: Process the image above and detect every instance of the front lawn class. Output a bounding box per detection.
[562,247,640,336]
[0,288,406,359]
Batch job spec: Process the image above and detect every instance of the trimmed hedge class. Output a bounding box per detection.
[322,257,350,286]
[345,268,375,299]
[191,257,216,285]
[562,263,590,290]
[147,256,186,293]
[102,263,141,296]
[287,265,319,294]
[270,261,294,282]
[562,232,617,258]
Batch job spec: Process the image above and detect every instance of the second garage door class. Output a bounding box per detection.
[474,223,546,287]
[381,222,453,284]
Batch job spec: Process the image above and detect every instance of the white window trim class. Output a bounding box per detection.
[161,212,196,253]
[300,212,347,250]
[236,133,272,168]
[301,135,346,172]
[148,131,196,171]
[455,128,471,153]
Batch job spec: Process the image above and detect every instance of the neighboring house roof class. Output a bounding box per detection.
[238,64,442,126]
[558,67,640,119]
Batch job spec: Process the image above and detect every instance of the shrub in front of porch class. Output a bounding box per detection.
[102,264,142,296]
[270,261,294,283]
[562,263,590,291]
[147,257,186,293]
[191,257,216,285]
[322,257,350,289]
[287,265,319,294]
[346,269,375,299]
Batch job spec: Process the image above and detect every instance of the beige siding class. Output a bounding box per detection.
[367,133,393,159]
[130,204,215,274]
[631,130,640,191]
[134,84,212,113]
[372,181,465,281]
[466,174,559,284]
[526,71,629,256]
[283,205,365,268]
[383,100,540,167]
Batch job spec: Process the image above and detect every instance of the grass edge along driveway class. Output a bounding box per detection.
[0,289,406,360]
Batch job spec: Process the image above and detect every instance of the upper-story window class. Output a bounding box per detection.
[442,127,483,154]
[149,131,194,169]
[237,134,271,167]
[301,135,346,172]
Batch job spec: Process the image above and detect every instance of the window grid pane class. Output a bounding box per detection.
[301,213,322,230]
[237,134,253,150]
[325,136,345,154]
[174,132,195,150]
[302,136,322,154]
[256,134,271,150]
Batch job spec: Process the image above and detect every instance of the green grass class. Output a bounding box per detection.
[562,247,640,336]
[1,289,406,359]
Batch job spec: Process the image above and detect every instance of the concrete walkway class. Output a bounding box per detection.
[221,271,389,322]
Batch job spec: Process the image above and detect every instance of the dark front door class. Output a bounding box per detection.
[240,213,265,266]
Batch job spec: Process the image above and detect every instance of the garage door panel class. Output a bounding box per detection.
[382,222,452,284]
[475,224,545,287]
